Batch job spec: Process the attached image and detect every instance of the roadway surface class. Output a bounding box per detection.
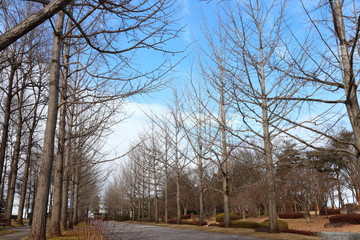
[0,225,30,240]
[94,221,271,240]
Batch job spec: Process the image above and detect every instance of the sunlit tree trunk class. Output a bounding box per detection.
[49,21,71,235]
[29,11,64,240]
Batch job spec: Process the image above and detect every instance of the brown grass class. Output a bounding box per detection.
[131,221,320,240]
[130,214,360,240]
[284,215,360,233]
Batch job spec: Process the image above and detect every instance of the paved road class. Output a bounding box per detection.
[94,222,270,240]
[0,225,30,240]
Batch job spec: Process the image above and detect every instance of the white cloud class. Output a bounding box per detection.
[102,101,169,158]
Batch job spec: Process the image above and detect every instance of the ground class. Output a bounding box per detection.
[206,215,360,234]
[280,215,360,233]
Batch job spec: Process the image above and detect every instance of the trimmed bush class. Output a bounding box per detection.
[215,212,241,222]
[194,220,207,226]
[329,214,360,224]
[230,220,261,229]
[114,215,130,222]
[282,229,318,236]
[182,219,208,226]
[261,219,289,231]
[320,208,341,215]
[167,219,178,224]
[181,214,191,219]
[278,212,304,219]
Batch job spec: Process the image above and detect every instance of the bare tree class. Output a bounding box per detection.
[198,27,235,227]
[29,10,65,240]
[205,0,308,231]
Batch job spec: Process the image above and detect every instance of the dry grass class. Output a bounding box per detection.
[283,215,360,233]
[0,229,16,235]
[0,219,24,235]
[46,223,103,240]
[131,221,321,240]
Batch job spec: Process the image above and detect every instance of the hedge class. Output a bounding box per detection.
[329,214,360,224]
[278,212,304,219]
[181,214,191,219]
[320,208,341,215]
[230,220,261,229]
[114,215,130,222]
[282,229,318,236]
[182,219,208,226]
[228,219,288,231]
[215,212,241,222]
[167,219,178,224]
[260,219,289,231]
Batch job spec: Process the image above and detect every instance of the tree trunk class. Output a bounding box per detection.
[49,82,67,236]
[220,83,230,228]
[49,24,70,235]
[164,167,168,223]
[0,63,17,189]
[68,178,74,229]
[5,82,25,220]
[29,11,64,240]
[60,140,70,230]
[72,172,79,225]
[176,171,181,224]
[330,1,360,207]
[154,163,158,223]
[17,88,40,225]
[0,0,72,51]
[199,185,204,225]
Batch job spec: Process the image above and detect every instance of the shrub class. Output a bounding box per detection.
[230,220,261,229]
[194,220,207,226]
[167,219,178,224]
[282,229,318,236]
[179,219,208,226]
[261,219,289,231]
[181,219,194,225]
[114,215,130,222]
[181,214,191,219]
[320,208,341,215]
[215,212,241,222]
[329,214,360,224]
[186,210,197,215]
[278,212,304,219]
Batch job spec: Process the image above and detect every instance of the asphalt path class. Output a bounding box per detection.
[94,221,271,240]
[0,225,30,240]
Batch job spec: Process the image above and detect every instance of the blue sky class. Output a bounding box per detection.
[102,0,353,171]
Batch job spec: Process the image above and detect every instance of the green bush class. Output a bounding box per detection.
[261,219,288,231]
[114,215,130,222]
[215,212,241,222]
[230,220,261,228]
[229,219,288,231]
[182,219,208,226]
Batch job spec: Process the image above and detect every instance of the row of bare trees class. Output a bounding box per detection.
[105,0,360,233]
[0,0,181,239]
[0,0,359,237]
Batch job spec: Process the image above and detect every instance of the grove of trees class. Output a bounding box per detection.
[0,0,359,239]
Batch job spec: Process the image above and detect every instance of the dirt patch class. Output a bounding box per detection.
[284,215,360,233]
[211,215,360,233]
